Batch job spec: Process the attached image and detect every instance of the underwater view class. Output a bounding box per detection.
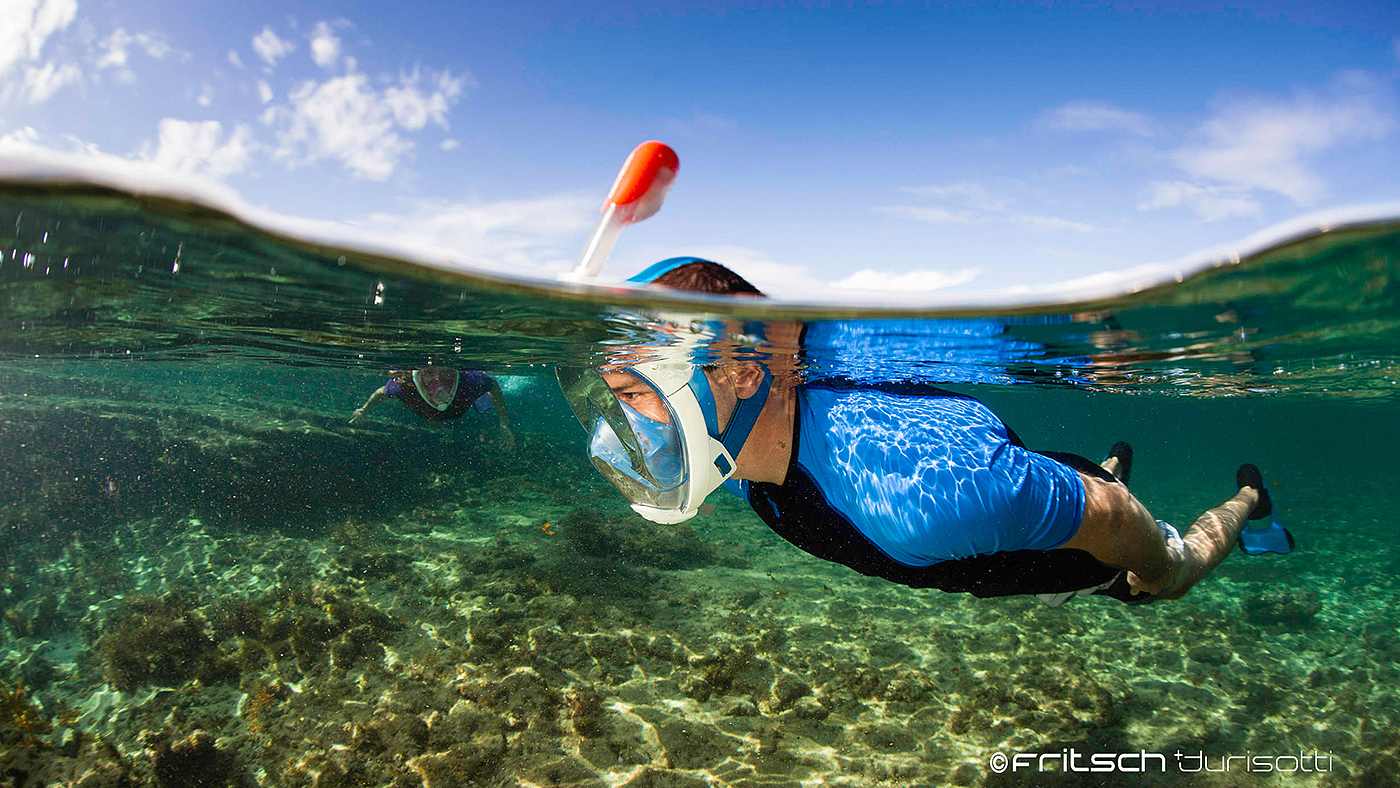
[3,181,1400,788]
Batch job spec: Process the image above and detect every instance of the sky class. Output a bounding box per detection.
[1,0,1397,303]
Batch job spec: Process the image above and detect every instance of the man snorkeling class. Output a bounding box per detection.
[352,366,516,449]
[558,258,1294,605]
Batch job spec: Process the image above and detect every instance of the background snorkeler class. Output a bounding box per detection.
[352,366,516,450]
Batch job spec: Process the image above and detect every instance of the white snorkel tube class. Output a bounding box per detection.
[560,140,679,283]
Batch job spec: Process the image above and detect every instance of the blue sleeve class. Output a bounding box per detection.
[795,386,1083,566]
[457,371,495,401]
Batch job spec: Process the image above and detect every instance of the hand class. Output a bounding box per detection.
[349,408,366,424]
[499,426,517,451]
[1127,536,1191,599]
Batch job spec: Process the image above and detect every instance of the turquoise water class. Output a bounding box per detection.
[2,184,1399,786]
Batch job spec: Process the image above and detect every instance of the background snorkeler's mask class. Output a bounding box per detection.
[557,360,771,524]
[412,367,459,412]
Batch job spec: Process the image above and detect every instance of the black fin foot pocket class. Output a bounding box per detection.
[1103,441,1133,486]
[1236,463,1272,520]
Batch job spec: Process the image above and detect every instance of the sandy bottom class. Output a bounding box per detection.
[2,467,1398,788]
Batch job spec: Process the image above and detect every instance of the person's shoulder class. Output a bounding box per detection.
[799,376,973,401]
[796,378,995,434]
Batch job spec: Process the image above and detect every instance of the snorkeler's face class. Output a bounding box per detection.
[601,370,671,424]
[419,366,454,393]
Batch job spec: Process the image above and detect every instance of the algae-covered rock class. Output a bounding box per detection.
[407,741,506,788]
[1245,589,1323,628]
[556,507,722,570]
[148,729,238,788]
[98,595,231,690]
[563,683,606,736]
[0,733,136,787]
[768,671,812,711]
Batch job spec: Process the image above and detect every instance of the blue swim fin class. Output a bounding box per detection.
[1234,464,1293,555]
[1238,515,1295,555]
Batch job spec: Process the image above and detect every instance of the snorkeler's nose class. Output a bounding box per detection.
[636,398,670,424]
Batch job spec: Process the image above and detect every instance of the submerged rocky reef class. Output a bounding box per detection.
[3,367,1399,787]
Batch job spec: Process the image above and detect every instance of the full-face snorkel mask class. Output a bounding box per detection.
[412,366,460,412]
[557,359,771,524]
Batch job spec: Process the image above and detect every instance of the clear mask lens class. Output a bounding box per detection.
[558,366,690,511]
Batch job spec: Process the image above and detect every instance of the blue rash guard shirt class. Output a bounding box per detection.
[732,378,1128,599]
[795,384,1084,564]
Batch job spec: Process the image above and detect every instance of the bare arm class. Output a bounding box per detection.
[486,381,516,448]
[350,386,389,424]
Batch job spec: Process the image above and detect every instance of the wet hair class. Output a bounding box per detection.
[650,260,766,297]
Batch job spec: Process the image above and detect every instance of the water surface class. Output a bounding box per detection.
[2,183,1398,786]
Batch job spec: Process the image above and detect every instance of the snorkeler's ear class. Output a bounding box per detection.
[729,361,767,399]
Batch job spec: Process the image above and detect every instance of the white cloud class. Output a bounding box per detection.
[1043,100,1155,137]
[93,28,179,85]
[628,244,982,299]
[1139,180,1262,220]
[881,183,1095,232]
[134,32,172,60]
[257,80,273,104]
[95,28,136,70]
[1013,213,1095,233]
[227,50,244,69]
[901,182,1010,211]
[361,195,595,275]
[270,73,410,179]
[832,267,983,292]
[267,67,467,179]
[4,61,79,104]
[875,205,973,224]
[309,21,341,70]
[14,60,79,102]
[0,125,42,151]
[0,131,253,213]
[146,118,254,178]
[0,0,79,103]
[0,0,77,77]
[197,84,213,107]
[1172,81,1395,204]
[440,138,459,151]
[252,26,294,68]
[385,68,467,129]
[994,263,1182,302]
[138,33,172,60]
